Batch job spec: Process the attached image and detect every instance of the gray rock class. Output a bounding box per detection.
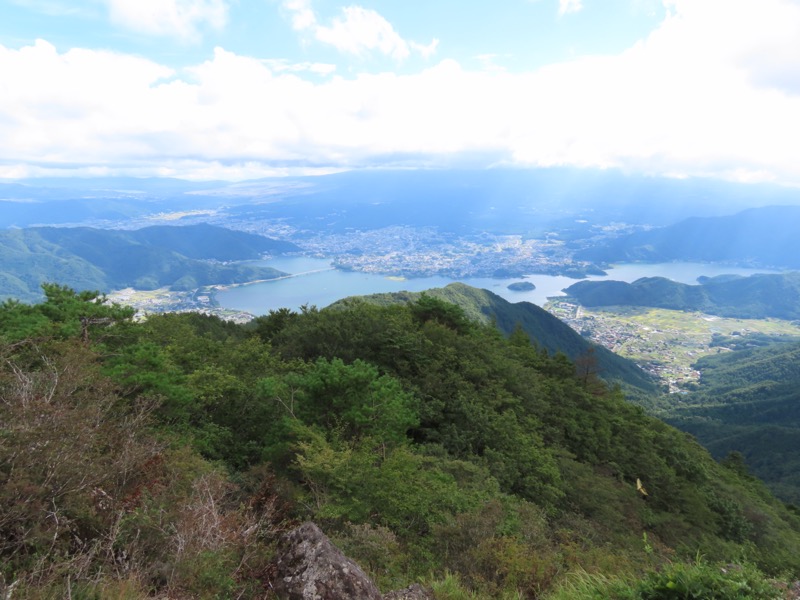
[273,522,383,600]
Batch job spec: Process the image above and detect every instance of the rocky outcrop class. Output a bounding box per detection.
[272,522,382,600]
[272,522,433,600]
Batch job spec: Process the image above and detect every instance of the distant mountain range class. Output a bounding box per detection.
[0,224,298,302]
[564,272,800,320]
[577,205,800,269]
[5,170,800,233]
[335,282,659,397]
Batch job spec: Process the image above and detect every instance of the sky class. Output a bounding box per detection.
[1,0,800,184]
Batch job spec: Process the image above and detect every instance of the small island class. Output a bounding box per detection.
[507,281,536,291]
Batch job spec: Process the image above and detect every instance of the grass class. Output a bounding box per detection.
[543,560,784,600]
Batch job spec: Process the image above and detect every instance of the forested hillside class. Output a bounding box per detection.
[663,340,800,504]
[564,272,800,320]
[2,286,799,598]
[0,224,297,302]
[335,282,658,398]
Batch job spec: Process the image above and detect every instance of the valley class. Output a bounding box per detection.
[544,295,800,504]
[546,300,800,394]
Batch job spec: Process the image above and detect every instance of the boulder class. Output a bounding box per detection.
[272,522,383,600]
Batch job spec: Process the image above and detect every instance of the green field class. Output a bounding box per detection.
[546,299,800,392]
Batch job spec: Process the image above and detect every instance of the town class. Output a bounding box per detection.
[545,299,800,393]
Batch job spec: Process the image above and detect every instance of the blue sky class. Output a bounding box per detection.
[2,1,665,72]
[1,0,800,184]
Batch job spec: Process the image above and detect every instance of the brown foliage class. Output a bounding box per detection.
[0,339,290,597]
[0,341,163,583]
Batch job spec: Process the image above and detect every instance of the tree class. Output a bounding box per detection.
[0,283,134,344]
[260,358,419,448]
[574,347,606,395]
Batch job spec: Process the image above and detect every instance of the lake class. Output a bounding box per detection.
[214,257,780,315]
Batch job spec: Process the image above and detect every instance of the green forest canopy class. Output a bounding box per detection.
[1,284,799,598]
[664,339,800,505]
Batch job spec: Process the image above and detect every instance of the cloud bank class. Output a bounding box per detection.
[1,0,799,183]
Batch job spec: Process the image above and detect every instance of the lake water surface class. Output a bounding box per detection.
[215,257,780,315]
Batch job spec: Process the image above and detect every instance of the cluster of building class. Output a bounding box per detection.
[546,299,703,393]
[298,226,600,279]
[107,287,254,324]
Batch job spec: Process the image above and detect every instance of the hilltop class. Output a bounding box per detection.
[333,282,658,397]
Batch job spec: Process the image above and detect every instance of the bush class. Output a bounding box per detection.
[636,560,780,600]
[545,560,781,600]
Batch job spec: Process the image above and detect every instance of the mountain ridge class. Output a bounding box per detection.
[0,224,298,302]
[563,272,800,319]
[332,282,658,397]
[578,205,800,269]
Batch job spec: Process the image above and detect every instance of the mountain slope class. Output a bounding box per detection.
[578,205,800,268]
[663,341,800,503]
[564,272,800,319]
[3,287,800,597]
[118,223,298,260]
[0,224,297,302]
[333,282,658,396]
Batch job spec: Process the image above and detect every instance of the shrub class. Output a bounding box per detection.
[545,560,781,600]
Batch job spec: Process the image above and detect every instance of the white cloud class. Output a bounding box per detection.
[558,0,583,16]
[0,39,176,165]
[106,0,230,40]
[474,53,509,72]
[315,6,410,60]
[283,1,437,61]
[411,38,440,60]
[263,59,337,76]
[3,0,800,184]
[669,0,800,95]
[283,0,317,32]
[501,0,800,181]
